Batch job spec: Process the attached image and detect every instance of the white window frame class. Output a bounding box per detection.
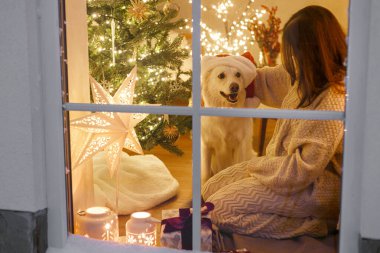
[40,0,371,252]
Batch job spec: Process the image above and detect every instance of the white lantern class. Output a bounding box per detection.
[125,212,159,246]
[75,207,119,241]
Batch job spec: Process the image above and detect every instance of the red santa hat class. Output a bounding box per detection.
[201,52,257,97]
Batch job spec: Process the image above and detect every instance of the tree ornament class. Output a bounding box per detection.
[163,1,180,17]
[70,67,149,177]
[163,125,179,143]
[111,18,116,65]
[127,0,150,22]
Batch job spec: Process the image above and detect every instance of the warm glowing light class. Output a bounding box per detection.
[259,51,264,65]
[126,212,158,246]
[86,207,109,215]
[75,207,119,241]
[131,211,151,219]
[70,67,149,178]
[182,0,265,56]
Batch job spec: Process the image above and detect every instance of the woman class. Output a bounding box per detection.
[202,5,347,239]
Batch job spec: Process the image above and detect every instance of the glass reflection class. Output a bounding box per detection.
[68,111,192,247]
[200,1,349,111]
[201,116,343,251]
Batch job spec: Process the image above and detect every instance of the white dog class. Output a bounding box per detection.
[201,55,259,184]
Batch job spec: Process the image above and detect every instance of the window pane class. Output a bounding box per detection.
[64,0,192,107]
[67,111,192,248]
[201,116,344,252]
[60,0,351,251]
[200,1,349,113]
[62,0,194,174]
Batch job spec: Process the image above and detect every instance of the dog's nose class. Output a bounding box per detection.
[230,83,239,93]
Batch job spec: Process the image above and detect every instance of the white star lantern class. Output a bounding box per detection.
[70,67,148,177]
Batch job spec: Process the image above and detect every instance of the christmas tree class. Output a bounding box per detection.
[86,0,192,155]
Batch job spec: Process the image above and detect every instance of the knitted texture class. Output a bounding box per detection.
[202,65,344,239]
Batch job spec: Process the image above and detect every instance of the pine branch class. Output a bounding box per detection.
[87,0,193,154]
[159,142,184,156]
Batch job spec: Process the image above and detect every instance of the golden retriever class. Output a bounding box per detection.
[201,55,259,184]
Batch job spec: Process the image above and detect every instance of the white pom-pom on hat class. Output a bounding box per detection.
[201,55,257,88]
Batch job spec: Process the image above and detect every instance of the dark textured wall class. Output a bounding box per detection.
[361,237,380,253]
[0,209,47,253]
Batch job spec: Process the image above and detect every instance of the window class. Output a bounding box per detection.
[49,0,361,252]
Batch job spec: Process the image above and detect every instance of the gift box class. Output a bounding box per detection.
[160,202,214,251]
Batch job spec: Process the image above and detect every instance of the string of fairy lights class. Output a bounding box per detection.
[88,0,267,94]
[89,0,267,59]
[183,0,266,59]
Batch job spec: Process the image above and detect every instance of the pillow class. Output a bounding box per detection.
[93,152,179,215]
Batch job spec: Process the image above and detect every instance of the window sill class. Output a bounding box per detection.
[47,235,190,253]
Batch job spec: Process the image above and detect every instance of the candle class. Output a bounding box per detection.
[259,51,264,66]
[75,207,119,241]
[125,212,158,246]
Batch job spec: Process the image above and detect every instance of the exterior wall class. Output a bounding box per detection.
[0,1,48,250]
[0,209,47,252]
[360,0,380,240]
[0,0,46,212]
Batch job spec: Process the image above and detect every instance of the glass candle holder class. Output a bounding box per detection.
[125,212,158,246]
[75,206,119,241]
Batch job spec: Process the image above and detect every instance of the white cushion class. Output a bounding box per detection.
[93,152,179,215]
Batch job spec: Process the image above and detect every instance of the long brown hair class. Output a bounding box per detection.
[282,6,347,108]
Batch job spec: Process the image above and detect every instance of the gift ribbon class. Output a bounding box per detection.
[161,202,215,250]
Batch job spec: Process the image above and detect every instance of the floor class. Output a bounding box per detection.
[118,118,277,239]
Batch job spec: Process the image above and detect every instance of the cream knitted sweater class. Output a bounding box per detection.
[251,65,345,218]
[201,65,345,238]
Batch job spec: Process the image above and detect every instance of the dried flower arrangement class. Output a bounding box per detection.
[249,6,281,66]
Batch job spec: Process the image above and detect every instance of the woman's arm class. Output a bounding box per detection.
[247,118,344,195]
[254,65,291,108]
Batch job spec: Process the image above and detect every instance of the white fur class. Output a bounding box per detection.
[201,65,257,184]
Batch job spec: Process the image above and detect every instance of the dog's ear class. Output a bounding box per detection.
[201,56,218,85]
[201,68,214,88]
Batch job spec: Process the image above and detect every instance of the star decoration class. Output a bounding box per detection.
[127,0,150,22]
[70,67,148,177]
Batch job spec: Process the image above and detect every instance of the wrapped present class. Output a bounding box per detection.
[160,202,214,251]
[212,225,226,253]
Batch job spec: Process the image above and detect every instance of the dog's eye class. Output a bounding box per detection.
[235,72,241,78]
[218,73,225,79]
